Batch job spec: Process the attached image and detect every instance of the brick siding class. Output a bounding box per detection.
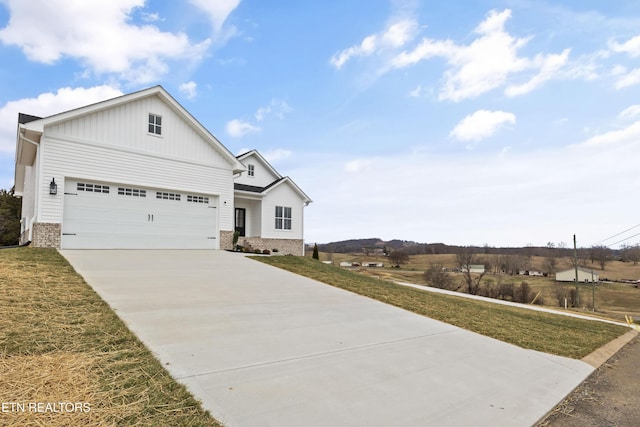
[31,223,61,249]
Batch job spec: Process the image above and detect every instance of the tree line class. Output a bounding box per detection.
[0,187,21,246]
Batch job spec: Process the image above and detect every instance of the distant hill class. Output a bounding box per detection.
[314,238,589,257]
[317,238,453,255]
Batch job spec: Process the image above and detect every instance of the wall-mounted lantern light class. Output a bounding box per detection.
[49,178,57,195]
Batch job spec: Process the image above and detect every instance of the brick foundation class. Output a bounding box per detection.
[219,230,235,250]
[240,237,304,256]
[32,223,61,249]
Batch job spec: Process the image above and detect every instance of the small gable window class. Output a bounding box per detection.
[247,164,255,177]
[148,113,162,135]
[275,206,292,230]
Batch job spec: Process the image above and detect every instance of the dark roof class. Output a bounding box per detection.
[18,113,42,124]
[234,183,265,193]
[234,177,286,194]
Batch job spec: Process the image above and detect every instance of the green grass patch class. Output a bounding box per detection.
[253,255,628,359]
[0,248,220,426]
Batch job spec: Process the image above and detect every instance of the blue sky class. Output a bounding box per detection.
[1,0,640,248]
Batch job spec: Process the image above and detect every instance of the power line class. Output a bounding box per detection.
[594,222,640,246]
[608,231,640,248]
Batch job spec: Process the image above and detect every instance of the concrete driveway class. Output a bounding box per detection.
[61,250,593,426]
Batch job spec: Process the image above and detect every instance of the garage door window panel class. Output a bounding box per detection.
[77,182,110,194]
[156,192,181,201]
[187,195,209,204]
[118,187,146,197]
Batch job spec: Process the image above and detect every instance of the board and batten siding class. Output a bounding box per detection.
[44,95,230,166]
[38,136,235,231]
[260,183,305,240]
[236,153,280,188]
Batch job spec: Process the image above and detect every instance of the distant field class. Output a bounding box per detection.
[313,252,640,322]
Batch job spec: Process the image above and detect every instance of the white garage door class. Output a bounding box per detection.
[61,179,219,249]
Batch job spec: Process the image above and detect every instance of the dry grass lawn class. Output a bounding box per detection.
[0,248,220,426]
[256,255,629,359]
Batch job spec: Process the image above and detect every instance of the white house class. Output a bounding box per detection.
[13,86,311,254]
[462,264,485,274]
[234,150,311,254]
[555,267,599,283]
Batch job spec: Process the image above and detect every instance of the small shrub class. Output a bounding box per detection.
[254,249,262,254]
[498,283,515,301]
[423,264,456,290]
[262,249,271,255]
[555,284,577,307]
[531,294,545,305]
[272,248,279,253]
[480,279,498,299]
[514,282,532,304]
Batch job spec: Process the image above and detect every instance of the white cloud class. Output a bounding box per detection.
[0,0,212,84]
[343,8,571,101]
[330,18,418,69]
[0,85,123,153]
[228,99,291,139]
[179,81,198,100]
[619,105,640,120]
[614,67,640,88]
[188,0,240,32]
[141,12,162,22]
[408,84,430,98]
[226,119,261,138]
[390,9,535,101]
[610,34,640,58]
[572,120,640,148]
[263,148,292,163]
[449,110,516,143]
[505,49,571,97]
[255,99,292,121]
[344,158,374,173]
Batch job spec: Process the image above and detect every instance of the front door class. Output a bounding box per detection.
[235,208,246,237]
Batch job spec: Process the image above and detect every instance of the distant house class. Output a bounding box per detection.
[555,267,599,283]
[519,269,544,277]
[462,265,485,274]
[340,261,361,268]
[363,262,384,268]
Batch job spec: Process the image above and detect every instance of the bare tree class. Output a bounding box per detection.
[590,245,610,270]
[456,247,487,295]
[423,264,457,290]
[621,244,640,266]
[543,256,558,274]
[500,254,527,275]
[389,250,409,267]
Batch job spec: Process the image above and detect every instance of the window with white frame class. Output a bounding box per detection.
[247,164,255,177]
[148,113,162,135]
[275,206,292,230]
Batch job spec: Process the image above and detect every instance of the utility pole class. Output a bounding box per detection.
[574,234,580,308]
[592,269,595,311]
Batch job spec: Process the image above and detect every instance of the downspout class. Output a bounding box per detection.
[301,201,310,256]
[18,131,40,242]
